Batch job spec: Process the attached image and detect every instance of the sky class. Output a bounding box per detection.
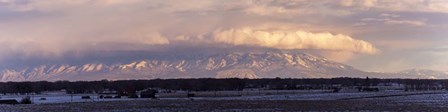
[0,0,447,72]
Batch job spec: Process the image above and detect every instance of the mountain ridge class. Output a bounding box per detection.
[0,52,444,81]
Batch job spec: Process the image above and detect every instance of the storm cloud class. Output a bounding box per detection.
[0,0,447,72]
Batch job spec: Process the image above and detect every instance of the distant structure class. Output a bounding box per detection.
[0,100,19,104]
[358,77,379,92]
[140,89,158,98]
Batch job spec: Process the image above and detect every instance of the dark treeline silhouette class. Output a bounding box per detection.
[0,77,446,95]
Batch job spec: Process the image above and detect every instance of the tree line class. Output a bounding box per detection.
[0,77,446,95]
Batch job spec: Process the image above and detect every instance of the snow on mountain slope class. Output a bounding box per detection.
[0,52,419,81]
[397,69,448,79]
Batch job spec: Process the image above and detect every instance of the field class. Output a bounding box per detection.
[2,90,448,111]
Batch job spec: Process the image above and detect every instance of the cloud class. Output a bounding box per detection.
[244,4,289,16]
[380,13,400,18]
[383,19,426,26]
[0,0,438,53]
[360,14,427,26]
[0,0,174,58]
[3,0,448,14]
[361,18,427,26]
[340,0,448,13]
[238,0,448,17]
[0,0,447,72]
[0,32,169,56]
[213,27,379,54]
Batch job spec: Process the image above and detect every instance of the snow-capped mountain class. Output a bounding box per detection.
[0,52,442,81]
[0,52,376,81]
[397,69,448,79]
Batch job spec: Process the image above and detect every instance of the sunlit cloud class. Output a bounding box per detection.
[213,27,379,54]
[0,0,447,72]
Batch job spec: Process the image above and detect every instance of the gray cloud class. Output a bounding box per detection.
[0,0,447,71]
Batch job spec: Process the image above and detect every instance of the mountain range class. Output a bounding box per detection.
[0,52,446,81]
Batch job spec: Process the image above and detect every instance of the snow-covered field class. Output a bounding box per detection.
[218,91,446,101]
[0,90,330,104]
[2,91,448,111]
[0,94,130,104]
[1,90,446,104]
